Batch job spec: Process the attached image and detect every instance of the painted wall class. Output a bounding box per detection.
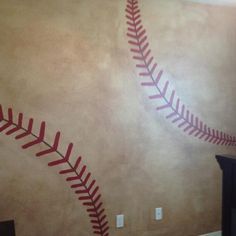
[0,0,236,235]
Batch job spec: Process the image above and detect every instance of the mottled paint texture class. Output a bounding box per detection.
[0,0,236,235]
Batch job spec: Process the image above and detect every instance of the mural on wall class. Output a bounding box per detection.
[2,0,236,235]
[0,105,109,236]
[126,0,236,146]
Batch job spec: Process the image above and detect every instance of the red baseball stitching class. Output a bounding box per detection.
[0,105,109,236]
[126,0,236,146]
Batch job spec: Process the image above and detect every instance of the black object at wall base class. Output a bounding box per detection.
[216,155,236,236]
[0,220,15,236]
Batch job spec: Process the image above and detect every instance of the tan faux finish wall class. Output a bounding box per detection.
[0,0,236,235]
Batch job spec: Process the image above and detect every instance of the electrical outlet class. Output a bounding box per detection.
[155,207,163,220]
[116,214,124,228]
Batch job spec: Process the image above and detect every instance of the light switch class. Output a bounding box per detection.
[155,207,163,220]
[116,214,124,228]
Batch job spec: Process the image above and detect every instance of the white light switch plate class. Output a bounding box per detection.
[116,214,124,228]
[155,207,163,220]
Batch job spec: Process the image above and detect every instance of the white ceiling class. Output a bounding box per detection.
[189,0,236,6]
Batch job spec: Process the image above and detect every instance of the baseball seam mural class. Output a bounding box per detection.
[126,0,236,146]
[0,105,109,236]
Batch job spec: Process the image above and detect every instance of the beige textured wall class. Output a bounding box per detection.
[0,0,236,235]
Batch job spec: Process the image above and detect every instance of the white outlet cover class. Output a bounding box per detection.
[116,214,124,228]
[155,208,163,220]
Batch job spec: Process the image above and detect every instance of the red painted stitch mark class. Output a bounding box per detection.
[0,105,109,236]
[126,0,236,146]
